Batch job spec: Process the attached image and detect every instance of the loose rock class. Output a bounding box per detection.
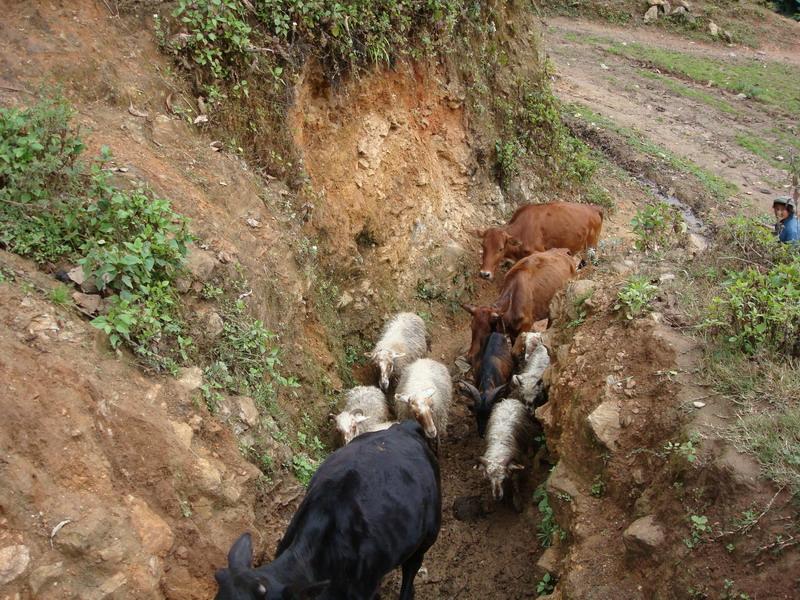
[0,544,30,586]
[236,395,260,427]
[644,5,659,22]
[587,400,622,450]
[72,292,103,315]
[176,367,204,394]
[623,515,665,557]
[202,310,225,338]
[29,561,64,595]
[709,21,719,37]
[184,246,218,282]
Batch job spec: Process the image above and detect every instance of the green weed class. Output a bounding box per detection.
[639,70,737,114]
[631,202,687,254]
[49,285,71,306]
[614,276,658,320]
[536,572,556,596]
[533,485,567,548]
[684,514,710,549]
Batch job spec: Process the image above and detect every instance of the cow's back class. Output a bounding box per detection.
[276,421,441,594]
[508,202,603,252]
[504,250,576,328]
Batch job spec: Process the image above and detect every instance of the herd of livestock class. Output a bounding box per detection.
[214,201,604,599]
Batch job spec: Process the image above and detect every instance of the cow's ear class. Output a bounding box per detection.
[293,580,330,599]
[467,228,485,238]
[460,303,477,315]
[227,533,253,570]
[506,235,522,248]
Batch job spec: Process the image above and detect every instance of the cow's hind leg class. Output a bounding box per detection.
[398,548,427,600]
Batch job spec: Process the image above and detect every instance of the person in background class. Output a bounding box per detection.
[772,197,799,244]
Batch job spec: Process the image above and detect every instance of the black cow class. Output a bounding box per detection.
[459,332,513,438]
[214,420,442,600]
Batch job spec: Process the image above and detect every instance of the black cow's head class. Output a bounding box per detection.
[458,382,509,438]
[214,534,329,600]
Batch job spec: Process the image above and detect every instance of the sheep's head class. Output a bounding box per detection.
[395,387,437,439]
[331,409,368,445]
[370,349,406,391]
[478,457,524,501]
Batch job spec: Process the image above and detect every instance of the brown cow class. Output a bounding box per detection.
[462,248,576,368]
[472,202,603,281]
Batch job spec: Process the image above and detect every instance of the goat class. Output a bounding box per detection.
[458,332,513,438]
[512,332,550,407]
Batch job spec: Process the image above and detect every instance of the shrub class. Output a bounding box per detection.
[715,215,793,269]
[705,257,800,356]
[171,0,253,82]
[0,97,192,370]
[631,202,686,253]
[615,275,658,320]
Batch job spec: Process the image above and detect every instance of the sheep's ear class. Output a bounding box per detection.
[354,414,368,424]
[508,462,525,472]
[477,457,489,468]
[512,375,521,387]
[391,351,406,359]
[395,394,410,404]
[419,387,435,399]
[352,408,364,417]
[227,533,252,570]
[328,413,337,423]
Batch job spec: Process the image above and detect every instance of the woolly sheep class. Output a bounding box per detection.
[479,398,534,510]
[369,312,429,391]
[395,358,452,443]
[512,332,550,406]
[332,386,391,445]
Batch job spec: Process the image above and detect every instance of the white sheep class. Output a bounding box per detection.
[369,312,429,391]
[331,386,391,445]
[394,358,452,444]
[479,398,534,511]
[512,332,550,407]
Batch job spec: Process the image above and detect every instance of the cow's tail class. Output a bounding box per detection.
[596,206,605,223]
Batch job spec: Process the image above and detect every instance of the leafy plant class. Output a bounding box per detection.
[536,572,556,596]
[0,98,193,370]
[49,285,71,306]
[684,514,710,549]
[614,275,658,320]
[705,256,800,356]
[631,202,687,254]
[533,485,566,548]
[590,476,605,498]
[664,437,698,464]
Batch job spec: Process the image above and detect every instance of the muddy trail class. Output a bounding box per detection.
[374,321,549,600]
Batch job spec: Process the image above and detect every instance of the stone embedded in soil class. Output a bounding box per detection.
[337,290,354,309]
[184,246,218,282]
[587,400,622,451]
[644,5,659,22]
[623,515,665,557]
[129,497,175,557]
[235,395,260,427]
[171,420,194,449]
[0,544,30,586]
[709,21,719,37]
[176,366,203,394]
[534,546,561,579]
[28,313,60,340]
[72,291,103,315]
[202,310,225,338]
[29,561,64,595]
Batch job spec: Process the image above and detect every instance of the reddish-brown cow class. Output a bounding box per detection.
[472,202,603,281]
[462,248,576,368]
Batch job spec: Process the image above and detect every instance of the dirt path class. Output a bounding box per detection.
[544,17,796,217]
